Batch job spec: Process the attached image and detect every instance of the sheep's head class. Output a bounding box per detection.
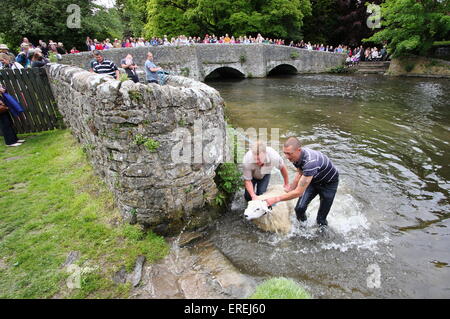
[244,200,271,220]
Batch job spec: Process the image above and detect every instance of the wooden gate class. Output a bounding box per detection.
[0,67,63,134]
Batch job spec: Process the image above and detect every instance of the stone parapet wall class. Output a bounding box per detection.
[46,63,229,235]
[60,44,346,81]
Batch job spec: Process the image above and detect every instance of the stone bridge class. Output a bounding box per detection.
[61,44,346,81]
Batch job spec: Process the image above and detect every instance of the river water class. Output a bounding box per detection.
[205,74,450,298]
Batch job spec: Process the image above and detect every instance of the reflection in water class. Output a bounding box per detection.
[206,74,450,298]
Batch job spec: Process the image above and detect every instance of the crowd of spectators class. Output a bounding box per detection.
[0,34,389,71]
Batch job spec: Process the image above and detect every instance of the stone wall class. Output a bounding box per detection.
[46,63,229,235]
[60,44,346,81]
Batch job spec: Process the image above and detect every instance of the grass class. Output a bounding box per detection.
[249,278,312,299]
[0,130,169,298]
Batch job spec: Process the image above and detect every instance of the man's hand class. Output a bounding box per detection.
[283,184,290,192]
[252,195,260,201]
[265,197,278,207]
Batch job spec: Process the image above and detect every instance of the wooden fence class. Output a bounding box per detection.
[0,67,63,135]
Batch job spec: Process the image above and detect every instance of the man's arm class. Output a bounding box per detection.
[244,180,258,200]
[280,165,290,192]
[149,66,162,72]
[115,70,120,80]
[265,175,313,206]
[289,171,302,191]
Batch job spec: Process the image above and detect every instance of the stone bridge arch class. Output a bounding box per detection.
[267,64,298,76]
[203,65,246,81]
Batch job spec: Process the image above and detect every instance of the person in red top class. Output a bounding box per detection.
[70,47,80,54]
[94,40,103,51]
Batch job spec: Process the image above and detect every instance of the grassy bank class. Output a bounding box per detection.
[388,56,450,77]
[0,130,169,298]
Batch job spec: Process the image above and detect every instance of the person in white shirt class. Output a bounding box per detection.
[243,141,290,201]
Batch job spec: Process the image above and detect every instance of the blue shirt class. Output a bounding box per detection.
[294,148,339,184]
[145,60,158,82]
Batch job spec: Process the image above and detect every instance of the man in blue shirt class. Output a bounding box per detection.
[144,52,162,84]
[265,137,339,227]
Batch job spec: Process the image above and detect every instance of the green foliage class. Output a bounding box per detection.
[143,138,160,153]
[403,61,415,73]
[249,277,312,299]
[0,1,125,50]
[290,51,300,59]
[133,134,160,152]
[216,163,242,195]
[328,65,355,74]
[128,90,142,102]
[214,193,226,207]
[119,73,130,83]
[302,0,338,44]
[133,133,148,146]
[116,0,148,37]
[214,163,242,206]
[433,40,450,47]
[180,67,190,77]
[48,52,58,63]
[365,0,450,57]
[145,0,312,42]
[239,54,247,64]
[0,130,169,298]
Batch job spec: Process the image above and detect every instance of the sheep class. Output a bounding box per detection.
[243,185,297,234]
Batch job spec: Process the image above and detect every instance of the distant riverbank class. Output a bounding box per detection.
[388,56,450,78]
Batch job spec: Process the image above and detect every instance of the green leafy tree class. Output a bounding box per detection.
[116,0,148,37]
[0,0,124,51]
[302,0,339,44]
[365,0,450,57]
[145,0,312,41]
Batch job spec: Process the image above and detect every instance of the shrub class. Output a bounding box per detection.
[214,163,242,206]
[290,51,299,59]
[119,73,129,82]
[133,134,160,152]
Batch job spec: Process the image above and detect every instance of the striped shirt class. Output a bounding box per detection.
[92,59,118,78]
[294,147,339,184]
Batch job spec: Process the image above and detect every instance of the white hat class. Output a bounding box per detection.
[0,44,8,50]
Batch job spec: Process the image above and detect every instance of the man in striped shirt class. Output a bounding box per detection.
[91,50,120,80]
[265,137,339,227]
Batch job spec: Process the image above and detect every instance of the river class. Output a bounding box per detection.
[205,73,450,298]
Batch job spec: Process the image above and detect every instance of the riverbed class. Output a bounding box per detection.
[205,74,450,298]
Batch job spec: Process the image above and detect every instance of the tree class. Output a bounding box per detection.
[144,0,312,41]
[116,0,148,37]
[302,0,339,44]
[365,0,450,57]
[0,0,125,50]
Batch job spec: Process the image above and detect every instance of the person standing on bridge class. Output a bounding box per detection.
[243,141,290,201]
[264,137,339,228]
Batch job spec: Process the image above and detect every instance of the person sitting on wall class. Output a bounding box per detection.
[144,52,162,84]
[243,141,290,201]
[121,54,140,83]
[91,50,120,80]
